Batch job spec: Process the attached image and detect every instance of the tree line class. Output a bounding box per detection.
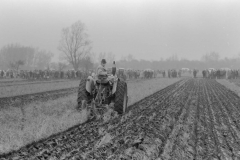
[115,52,240,70]
[1,20,240,71]
[0,44,53,70]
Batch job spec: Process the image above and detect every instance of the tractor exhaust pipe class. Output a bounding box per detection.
[112,61,116,76]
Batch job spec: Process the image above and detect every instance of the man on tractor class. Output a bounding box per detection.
[96,59,107,78]
[77,59,128,116]
[96,59,115,85]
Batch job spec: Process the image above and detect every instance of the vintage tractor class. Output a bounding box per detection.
[77,67,128,119]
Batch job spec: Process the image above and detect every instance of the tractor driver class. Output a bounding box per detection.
[96,59,114,84]
[96,59,107,77]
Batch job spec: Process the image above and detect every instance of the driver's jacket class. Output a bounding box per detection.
[95,65,114,84]
[96,65,107,77]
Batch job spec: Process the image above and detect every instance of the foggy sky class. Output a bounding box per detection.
[1,0,240,61]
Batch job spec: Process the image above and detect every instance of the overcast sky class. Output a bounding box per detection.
[1,0,240,61]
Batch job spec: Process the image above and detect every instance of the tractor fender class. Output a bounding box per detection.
[86,76,94,93]
[112,78,118,94]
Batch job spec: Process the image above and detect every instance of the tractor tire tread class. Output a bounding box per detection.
[114,80,127,115]
[77,79,89,108]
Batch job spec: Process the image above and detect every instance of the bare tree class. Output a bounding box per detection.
[58,62,68,71]
[98,52,106,63]
[80,56,94,71]
[201,52,220,62]
[126,54,134,61]
[58,20,91,71]
[166,54,179,61]
[50,62,68,71]
[106,52,115,64]
[0,44,35,69]
[32,49,53,69]
[9,60,25,71]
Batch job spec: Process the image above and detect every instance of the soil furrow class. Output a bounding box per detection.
[1,79,240,159]
[160,79,196,160]
[193,80,205,160]
[0,79,186,159]
[0,79,78,87]
[53,79,189,159]
[207,81,240,158]
[206,83,234,159]
[84,79,193,159]
[0,78,139,88]
[82,80,190,159]
[212,81,240,133]
[0,87,78,108]
[203,81,223,159]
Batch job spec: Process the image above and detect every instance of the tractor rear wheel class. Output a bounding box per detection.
[77,79,90,110]
[114,80,128,115]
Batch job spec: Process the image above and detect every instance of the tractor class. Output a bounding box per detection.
[77,67,128,119]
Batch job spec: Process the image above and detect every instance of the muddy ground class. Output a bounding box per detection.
[1,78,240,160]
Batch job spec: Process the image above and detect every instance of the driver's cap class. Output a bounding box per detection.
[101,59,106,64]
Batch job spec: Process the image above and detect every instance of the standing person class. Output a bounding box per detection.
[193,69,197,78]
[0,70,3,78]
[178,70,181,77]
[202,70,206,78]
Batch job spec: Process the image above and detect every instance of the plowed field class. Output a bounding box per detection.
[1,78,240,160]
